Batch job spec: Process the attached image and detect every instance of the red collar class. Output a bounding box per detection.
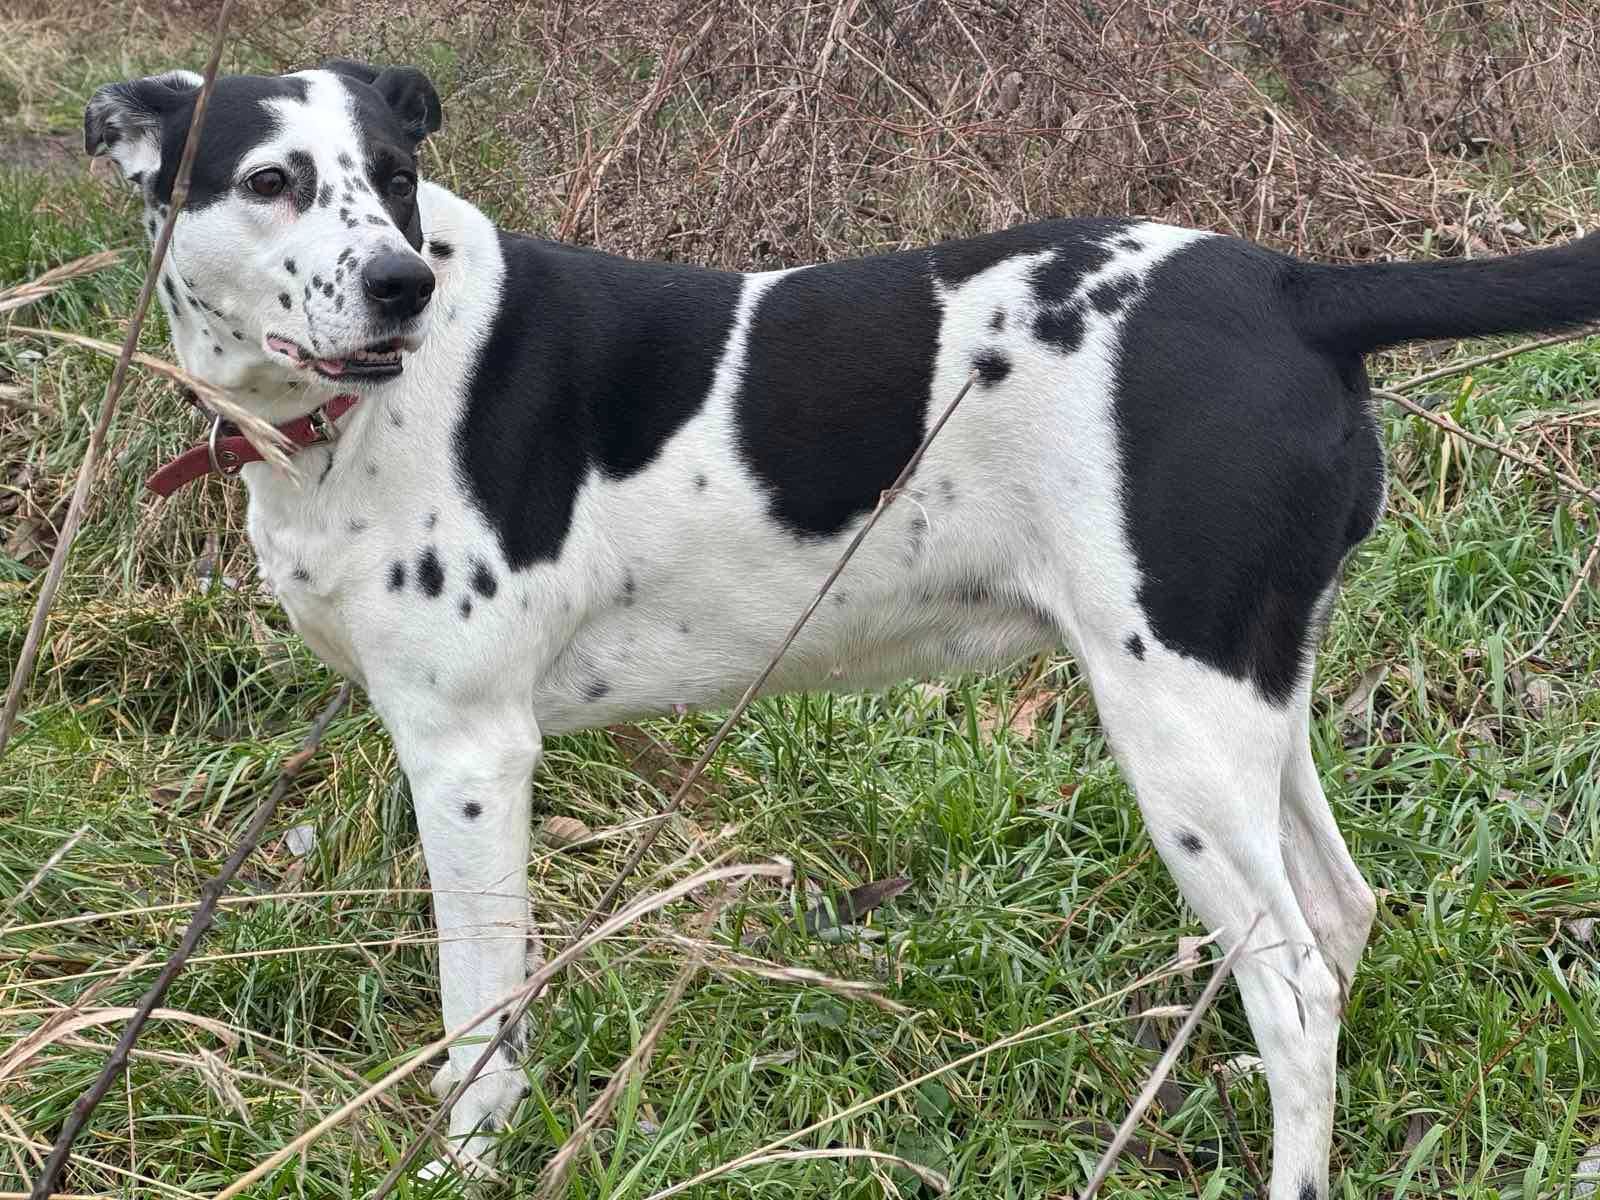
[147,393,361,497]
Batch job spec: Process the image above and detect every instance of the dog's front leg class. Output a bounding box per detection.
[389,705,540,1176]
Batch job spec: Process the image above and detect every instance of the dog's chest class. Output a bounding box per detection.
[243,443,378,681]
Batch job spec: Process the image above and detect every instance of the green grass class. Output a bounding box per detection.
[4,23,1600,1200]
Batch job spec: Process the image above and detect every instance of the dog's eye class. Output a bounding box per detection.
[388,172,416,200]
[246,168,287,198]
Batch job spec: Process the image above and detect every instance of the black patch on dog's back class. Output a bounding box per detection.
[736,254,939,537]
[929,217,1132,289]
[454,235,740,569]
[1113,235,1383,705]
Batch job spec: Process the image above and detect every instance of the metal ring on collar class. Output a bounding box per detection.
[207,414,241,476]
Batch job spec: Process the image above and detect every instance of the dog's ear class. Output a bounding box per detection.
[84,70,203,185]
[321,58,442,147]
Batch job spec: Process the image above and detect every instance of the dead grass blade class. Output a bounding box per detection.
[0,824,88,925]
[0,0,238,774]
[640,948,1207,1200]
[23,672,342,1200]
[0,1007,237,1082]
[210,861,791,1200]
[536,891,734,1198]
[0,251,124,315]
[1078,916,1260,1200]
[6,326,293,473]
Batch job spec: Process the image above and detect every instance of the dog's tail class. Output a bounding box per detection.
[1287,233,1600,356]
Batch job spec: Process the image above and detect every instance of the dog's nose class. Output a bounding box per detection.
[362,252,435,320]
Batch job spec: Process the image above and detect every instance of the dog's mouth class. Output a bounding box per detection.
[265,334,410,380]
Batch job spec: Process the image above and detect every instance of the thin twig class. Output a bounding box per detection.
[0,0,236,763]
[24,679,347,1200]
[1210,1062,1268,1198]
[1375,387,1600,509]
[1387,325,1600,394]
[1079,914,1262,1200]
[1509,527,1600,667]
[535,891,731,1198]
[368,365,983,1195]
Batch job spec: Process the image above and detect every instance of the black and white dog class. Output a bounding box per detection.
[85,60,1598,1195]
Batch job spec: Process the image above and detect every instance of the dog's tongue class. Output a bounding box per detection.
[316,358,346,375]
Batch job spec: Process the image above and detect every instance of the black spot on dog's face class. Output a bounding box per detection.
[291,565,310,583]
[212,344,223,355]
[365,213,388,227]
[677,620,690,635]
[322,282,334,298]
[973,348,1012,385]
[337,151,354,169]
[231,329,244,341]
[365,461,379,478]
[388,561,406,591]
[989,307,1006,331]
[424,510,438,531]
[1178,831,1204,855]
[417,547,444,596]
[459,597,473,619]
[1125,633,1145,660]
[283,257,297,275]
[462,801,482,819]
[388,406,403,428]
[429,238,454,258]
[693,473,707,491]
[163,276,179,306]
[581,679,611,702]
[620,572,636,606]
[470,559,497,598]
[337,247,354,266]
[1088,274,1139,316]
[278,292,291,310]
[347,518,368,534]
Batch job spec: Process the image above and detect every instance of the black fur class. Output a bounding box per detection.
[453,235,739,569]
[929,217,1132,288]
[736,253,939,537]
[1114,235,1386,704]
[86,74,309,209]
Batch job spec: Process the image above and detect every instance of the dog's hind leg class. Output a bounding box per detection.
[1077,637,1343,1200]
[1280,694,1376,1012]
[385,702,540,1177]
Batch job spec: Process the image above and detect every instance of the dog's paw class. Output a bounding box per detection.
[429,1058,462,1100]
[419,1058,525,1181]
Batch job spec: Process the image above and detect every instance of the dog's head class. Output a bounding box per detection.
[85,61,442,408]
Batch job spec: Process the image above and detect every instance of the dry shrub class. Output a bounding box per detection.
[235,0,1600,267]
